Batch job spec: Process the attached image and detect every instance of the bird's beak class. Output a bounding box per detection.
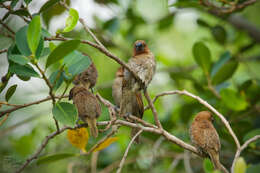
[135,42,144,52]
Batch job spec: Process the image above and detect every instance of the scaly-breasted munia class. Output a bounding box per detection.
[73,60,98,90]
[189,111,228,173]
[112,67,124,107]
[69,85,101,138]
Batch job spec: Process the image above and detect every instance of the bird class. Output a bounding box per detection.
[119,40,155,142]
[122,40,156,92]
[112,67,124,107]
[189,111,228,173]
[69,85,101,138]
[73,57,98,91]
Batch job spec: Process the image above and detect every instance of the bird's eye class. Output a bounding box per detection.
[135,42,143,48]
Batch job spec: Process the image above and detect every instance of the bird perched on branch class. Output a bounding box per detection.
[73,58,98,91]
[189,111,228,173]
[112,67,124,108]
[69,85,101,138]
[119,40,155,142]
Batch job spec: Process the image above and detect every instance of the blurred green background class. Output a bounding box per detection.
[0,0,260,172]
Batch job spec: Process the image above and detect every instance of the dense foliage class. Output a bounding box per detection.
[0,0,260,173]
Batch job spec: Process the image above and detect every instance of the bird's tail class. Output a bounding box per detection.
[209,151,229,173]
[86,118,98,138]
[131,127,140,144]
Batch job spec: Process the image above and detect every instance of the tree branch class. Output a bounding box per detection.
[116,130,143,173]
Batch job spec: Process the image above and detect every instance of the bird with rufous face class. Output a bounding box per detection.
[69,85,101,138]
[189,111,228,173]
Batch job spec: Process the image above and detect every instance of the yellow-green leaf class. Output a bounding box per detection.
[27,15,41,54]
[67,128,89,152]
[93,137,118,152]
[62,8,79,33]
[234,157,247,173]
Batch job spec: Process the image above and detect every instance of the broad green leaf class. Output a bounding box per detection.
[36,153,78,165]
[62,8,79,33]
[8,54,29,65]
[5,84,17,101]
[243,129,260,142]
[35,37,44,59]
[93,137,118,152]
[46,40,80,68]
[212,61,238,85]
[49,42,57,51]
[9,64,40,78]
[41,28,52,38]
[203,158,214,173]
[27,16,41,54]
[15,26,31,56]
[17,75,31,81]
[52,102,77,126]
[39,0,62,13]
[65,51,91,76]
[234,157,247,173]
[10,0,18,9]
[67,128,89,152]
[211,51,231,77]
[49,70,64,91]
[220,88,248,111]
[192,42,211,75]
[11,9,31,17]
[211,25,227,44]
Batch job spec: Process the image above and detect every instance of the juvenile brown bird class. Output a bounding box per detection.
[189,111,228,173]
[69,85,101,138]
[112,67,124,107]
[73,59,98,90]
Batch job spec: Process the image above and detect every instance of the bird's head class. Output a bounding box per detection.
[133,40,149,56]
[69,85,88,100]
[194,111,214,122]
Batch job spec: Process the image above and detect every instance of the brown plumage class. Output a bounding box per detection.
[69,85,101,138]
[112,67,124,107]
[120,40,155,142]
[189,111,228,173]
[73,61,98,90]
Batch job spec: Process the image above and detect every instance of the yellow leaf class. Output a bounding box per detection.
[234,157,247,173]
[67,128,89,152]
[93,137,118,152]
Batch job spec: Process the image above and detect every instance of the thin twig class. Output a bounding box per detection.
[91,151,99,173]
[0,95,68,118]
[231,135,260,173]
[144,89,162,129]
[116,130,143,173]
[0,48,8,54]
[0,113,9,126]
[0,19,15,35]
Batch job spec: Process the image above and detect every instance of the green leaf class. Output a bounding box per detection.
[8,54,29,65]
[9,64,40,78]
[211,25,227,45]
[243,129,260,142]
[5,84,17,102]
[49,70,64,91]
[203,158,214,173]
[62,8,79,33]
[192,41,211,75]
[46,40,80,68]
[10,0,18,9]
[11,9,31,17]
[17,75,31,81]
[63,51,91,76]
[52,102,77,126]
[211,51,231,77]
[27,16,41,55]
[35,37,44,59]
[39,0,62,13]
[220,88,248,111]
[212,60,238,85]
[234,157,247,173]
[247,163,260,173]
[15,26,31,56]
[36,153,78,165]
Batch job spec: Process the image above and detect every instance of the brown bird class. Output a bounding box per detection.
[69,85,101,138]
[73,60,98,90]
[189,111,228,173]
[112,67,124,107]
